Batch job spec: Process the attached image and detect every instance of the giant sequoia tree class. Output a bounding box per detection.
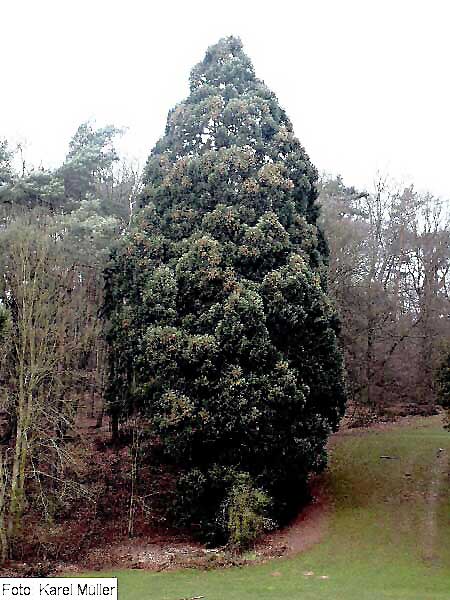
[104,37,346,543]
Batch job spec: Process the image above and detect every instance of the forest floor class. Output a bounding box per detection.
[76,414,450,599]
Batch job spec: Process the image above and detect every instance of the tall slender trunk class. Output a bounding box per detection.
[111,410,119,443]
[366,291,376,409]
[0,448,9,562]
[8,440,27,550]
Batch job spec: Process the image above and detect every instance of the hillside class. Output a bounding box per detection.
[90,415,450,599]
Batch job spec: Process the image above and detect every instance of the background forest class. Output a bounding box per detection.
[0,36,449,571]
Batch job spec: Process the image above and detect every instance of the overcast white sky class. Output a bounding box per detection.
[2,0,449,197]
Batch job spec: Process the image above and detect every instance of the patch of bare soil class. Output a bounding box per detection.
[61,537,204,573]
[258,478,328,557]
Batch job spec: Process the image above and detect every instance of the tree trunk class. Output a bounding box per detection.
[111,410,119,443]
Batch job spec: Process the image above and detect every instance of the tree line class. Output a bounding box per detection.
[320,175,450,422]
[0,123,138,559]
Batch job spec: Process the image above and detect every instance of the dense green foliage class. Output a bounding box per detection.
[104,36,345,543]
[436,348,450,428]
[436,348,450,407]
[59,122,121,204]
[224,473,273,549]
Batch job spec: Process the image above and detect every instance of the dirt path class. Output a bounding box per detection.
[261,414,447,559]
[262,496,327,555]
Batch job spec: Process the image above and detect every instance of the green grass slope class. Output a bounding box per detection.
[91,416,450,599]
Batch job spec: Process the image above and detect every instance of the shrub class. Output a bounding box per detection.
[224,473,273,550]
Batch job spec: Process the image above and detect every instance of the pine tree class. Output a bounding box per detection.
[104,36,346,543]
[60,122,121,200]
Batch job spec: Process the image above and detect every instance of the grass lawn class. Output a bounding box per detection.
[85,416,450,599]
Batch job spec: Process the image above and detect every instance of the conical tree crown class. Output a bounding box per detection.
[105,37,345,544]
[189,36,255,92]
[142,36,320,237]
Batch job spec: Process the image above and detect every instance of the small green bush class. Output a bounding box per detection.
[224,473,273,550]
